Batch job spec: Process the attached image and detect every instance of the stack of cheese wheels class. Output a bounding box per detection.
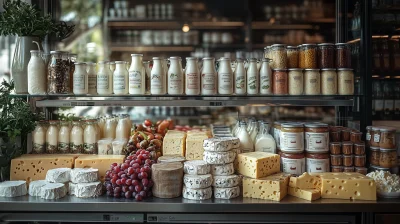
[0,181,27,197]
[68,168,102,198]
[203,137,241,199]
[182,160,212,200]
[152,162,184,198]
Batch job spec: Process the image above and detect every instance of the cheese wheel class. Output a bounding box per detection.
[151,162,183,198]
[183,160,210,175]
[183,174,213,189]
[214,186,240,199]
[203,138,236,152]
[210,163,235,175]
[182,186,212,200]
[29,180,48,196]
[70,168,99,183]
[203,151,236,164]
[157,155,186,163]
[212,175,241,188]
[45,168,71,183]
[40,183,67,200]
[0,181,27,197]
[74,182,103,198]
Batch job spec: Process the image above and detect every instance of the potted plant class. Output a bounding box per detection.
[0,80,43,181]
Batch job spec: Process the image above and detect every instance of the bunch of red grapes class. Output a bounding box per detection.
[104,149,155,201]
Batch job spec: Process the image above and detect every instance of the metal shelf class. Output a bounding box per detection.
[108,21,244,29]
[110,46,194,52]
[251,22,314,30]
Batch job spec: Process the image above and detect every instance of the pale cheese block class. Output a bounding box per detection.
[212,175,241,188]
[237,152,280,178]
[210,163,235,175]
[40,183,67,199]
[185,135,209,160]
[214,186,240,199]
[203,138,236,152]
[288,187,321,201]
[45,168,71,183]
[74,155,125,182]
[289,172,322,189]
[203,151,236,165]
[184,174,213,189]
[10,154,75,184]
[70,168,99,183]
[163,132,187,156]
[152,162,184,198]
[182,186,212,200]
[183,160,210,175]
[243,172,291,201]
[74,182,103,198]
[0,181,27,197]
[28,180,48,196]
[157,155,186,163]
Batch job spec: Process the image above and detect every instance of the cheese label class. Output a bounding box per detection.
[306,158,329,173]
[282,157,305,176]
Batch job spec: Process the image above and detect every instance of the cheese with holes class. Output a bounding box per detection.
[10,154,75,184]
[162,131,187,156]
[213,175,241,188]
[182,186,212,200]
[184,174,213,188]
[288,187,321,201]
[317,172,376,200]
[40,183,67,199]
[70,168,99,183]
[0,181,27,197]
[210,163,235,175]
[74,155,125,182]
[45,168,71,183]
[74,182,103,198]
[157,155,186,163]
[203,138,237,152]
[238,152,280,178]
[185,135,209,160]
[183,160,210,175]
[28,180,48,196]
[289,172,322,189]
[203,151,236,164]
[214,186,240,199]
[243,173,291,201]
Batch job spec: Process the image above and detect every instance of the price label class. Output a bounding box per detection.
[209,101,224,106]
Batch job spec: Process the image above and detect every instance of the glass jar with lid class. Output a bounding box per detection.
[305,123,329,153]
[84,120,98,154]
[329,142,341,154]
[337,68,354,95]
[379,127,396,149]
[321,68,337,95]
[270,44,287,69]
[272,69,288,95]
[280,123,304,153]
[318,43,335,68]
[306,152,330,173]
[379,148,397,168]
[288,68,303,95]
[302,44,318,69]
[304,69,321,95]
[46,120,59,154]
[32,121,47,154]
[70,121,84,153]
[48,51,70,94]
[336,43,351,68]
[281,152,305,176]
[350,131,362,143]
[286,46,299,68]
[58,121,70,153]
[369,146,380,166]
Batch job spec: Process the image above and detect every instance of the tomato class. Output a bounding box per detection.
[144,119,152,127]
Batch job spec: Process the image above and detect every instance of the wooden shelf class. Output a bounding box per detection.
[110,46,194,52]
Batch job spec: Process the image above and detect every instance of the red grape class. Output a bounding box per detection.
[148,180,154,188]
[130,173,138,180]
[121,174,127,179]
[142,154,148,159]
[121,163,128,170]
[127,167,134,174]
[135,159,142,164]
[143,186,150,192]
[121,178,127,185]
[113,166,121,173]
[135,168,141,174]
[131,163,140,169]
[118,171,125,177]
[139,191,147,198]
[125,191,132,199]
[142,178,149,186]
[145,159,152,165]
[140,172,148,179]
[132,180,139,186]
[135,151,141,155]
[122,185,129,192]
[125,179,132,186]
[132,191,137,198]
[111,177,117,184]
[138,155,144,160]
[114,186,121,193]
[135,185,142,192]
[128,186,135,192]
[127,155,134,160]
[116,179,122,186]
[135,194,143,201]
[140,167,146,173]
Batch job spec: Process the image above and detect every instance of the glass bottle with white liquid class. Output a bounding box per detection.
[113,61,129,95]
[151,57,166,94]
[97,61,113,95]
[129,54,145,94]
[185,57,200,95]
[255,121,276,153]
[237,121,254,153]
[247,58,259,95]
[32,121,46,154]
[218,58,233,95]
[46,120,59,154]
[259,58,272,95]
[201,57,217,95]
[104,116,117,139]
[58,121,70,153]
[28,50,46,94]
[234,58,246,95]
[167,56,184,95]
[73,63,88,94]
[249,120,259,143]
[84,120,98,154]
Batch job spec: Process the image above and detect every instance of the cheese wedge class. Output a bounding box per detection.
[289,172,322,189]
[288,187,321,201]
[238,152,280,179]
[243,172,291,201]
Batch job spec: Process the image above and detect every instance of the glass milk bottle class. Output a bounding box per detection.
[104,116,117,139]
[113,61,129,95]
[259,58,272,95]
[58,121,70,153]
[84,120,98,154]
[168,56,184,95]
[201,57,217,95]
[28,50,46,94]
[247,58,259,95]
[151,57,166,94]
[115,114,130,140]
[185,57,200,95]
[249,120,259,142]
[87,62,97,95]
[128,54,145,94]
[234,58,246,95]
[73,62,88,94]
[255,122,276,153]
[46,120,59,154]
[237,121,254,153]
[32,121,46,154]
[97,61,113,95]
[70,121,83,153]
[218,57,233,95]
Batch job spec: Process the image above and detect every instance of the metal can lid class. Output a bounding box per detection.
[281,122,304,128]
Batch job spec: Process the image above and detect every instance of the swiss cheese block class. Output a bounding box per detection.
[318,172,377,201]
[289,172,322,189]
[74,155,125,182]
[288,187,321,201]
[243,172,291,201]
[10,154,75,184]
[185,135,209,160]
[237,152,280,178]
[162,131,187,156]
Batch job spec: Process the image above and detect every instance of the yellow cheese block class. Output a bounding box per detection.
[10,154,75,184]
[163,132,187,156]
[289,172,322,189]
[288,187,321,201]
[166,130,186,135]
[74,155,125,182]
[243,172,291,201]
[185,135,209,160]
[317,172,377,201]
[238,152,280,178]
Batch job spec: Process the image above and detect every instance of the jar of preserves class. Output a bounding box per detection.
[306,152,330,173]
[331,166,343,172]
[330,154,343,166]
[318,43,335,68]
[354,155,366,167]
[366,126,372,146]
[341,128,351,141]
[369,146,380,166]
[355,167,368,175]
[70,121,84,153]
[302,44,318,69]
[273,121,282,149]
[305,123,329,153]
[304,69,321,95]
[46,120,59,153]
[350,131,362,143]
[281,152,305,176]
[288,68,303,95]
[272,69,288,95]
[343,166,354,172]
[330,142,341,154]
[354,142,366,155]
[379,127,396,149]
[379,148,397,168]
[48,51,70,94]
[321,69,337,95]
[32,121,47,154]
[270,44,287,69]
[330,130,341,142]
[84,120,98,154]
[337,68,354,95]
[280,123,304,153]
[299,44,304,69]
[342,141,353,155]
[58,121,70,153]
[371,127,381,147]
[343,155,354,167]
[336,43,351,68]
[286,46,299,68]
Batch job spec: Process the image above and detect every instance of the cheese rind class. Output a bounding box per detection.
[203,138,238,152]
[243,173,291,201]
[183,160,210,175]
[74,182,103,198]
[214,186,240,199]
[182,186,212,200]
[40,183,67,200]
[70,168,99,183]
[74,155,125,182]
[212,175,241,188]
[288,187,321,201]
[238,152,280,178]
[157,155,186,163]
[162,131,187,156]
[0,181,27,197]
[184,174,213,189]
[289,172,322,189]
[45,168,71,183]
[28,180,48,196]
[210,163,235,175]
[203,151,236,165]
[185,135,209,160]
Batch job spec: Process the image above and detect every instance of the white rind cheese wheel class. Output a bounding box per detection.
[0,181,27,197]
[203,151,236,164]
[69,182,77,195]
[152,162,184,198]
[212,175,241,188]
[70,168,99,183]
[218,137,240,149]
[157,155,186,163]
[210,163,235,175]
[203,138,237,152]
[46,168,71,183]
[74,182,102,198]
[40,183,67,200]
[182,186,212,200]
[214,186,240,199]
[184,174,213,189]
[29,180,48,196]
[183,160,210,175]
